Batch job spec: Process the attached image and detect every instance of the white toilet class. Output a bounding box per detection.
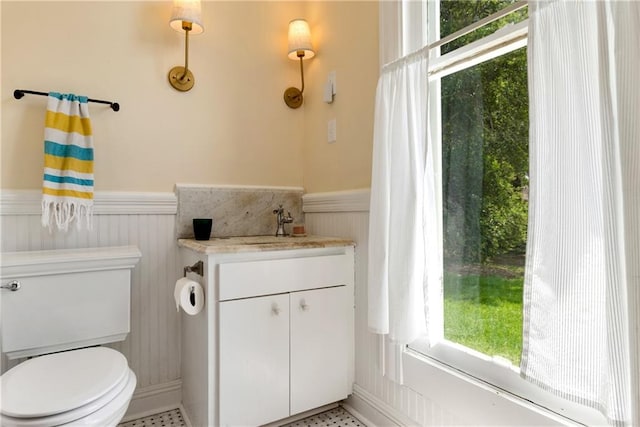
[0,246,141,427]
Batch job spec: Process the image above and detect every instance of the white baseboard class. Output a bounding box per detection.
[122,379,182,422]
[347,385,418,427]
[178,403,194,427]
[341,401,380,427]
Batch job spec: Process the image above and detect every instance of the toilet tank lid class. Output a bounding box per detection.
[0,347,129,418]
[0,245,141,279]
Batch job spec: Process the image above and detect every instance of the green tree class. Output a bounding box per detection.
[441,0,529,262]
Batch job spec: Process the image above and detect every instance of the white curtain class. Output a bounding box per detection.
[369,0,436,383]
[522,1,640,425]
[368,45,443,383]
[368,48,428,342]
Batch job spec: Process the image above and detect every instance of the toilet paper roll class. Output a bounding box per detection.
[174,277,205,315]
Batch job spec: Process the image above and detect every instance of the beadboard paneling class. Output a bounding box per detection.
[304,201,462,426]
[0,193,181,401]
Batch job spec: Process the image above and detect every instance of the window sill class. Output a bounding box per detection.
[403,343,606,426]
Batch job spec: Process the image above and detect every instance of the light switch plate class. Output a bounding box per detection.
[328,119,337,143]
[324,71,337,104]
[324,81,333,103]
[328,71,336,94]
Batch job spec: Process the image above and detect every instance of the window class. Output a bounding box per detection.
[416,0,529,365]
[441,45,528,366]
[407,1,606,424]
[440,0,527,53]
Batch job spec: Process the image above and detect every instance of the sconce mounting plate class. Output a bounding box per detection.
[284,87,303,109]
[169,66,195,92]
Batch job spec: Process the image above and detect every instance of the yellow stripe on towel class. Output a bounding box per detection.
[43,187,94,199]
[45,111,93,136]
[44,154,94,174]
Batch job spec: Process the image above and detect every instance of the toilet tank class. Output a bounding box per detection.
[0,246,141,359]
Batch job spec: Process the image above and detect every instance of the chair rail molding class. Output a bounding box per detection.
[302,189,371,213]
[0,190,177,215]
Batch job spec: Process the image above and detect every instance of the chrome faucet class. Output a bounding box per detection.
[273,204,293,237]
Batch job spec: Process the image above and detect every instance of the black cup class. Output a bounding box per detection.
[193,218,212,240]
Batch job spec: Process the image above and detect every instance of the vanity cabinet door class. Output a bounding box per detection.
[290,285,350,415]
[219,293,290,427]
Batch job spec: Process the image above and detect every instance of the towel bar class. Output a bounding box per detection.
[14,89,120,112]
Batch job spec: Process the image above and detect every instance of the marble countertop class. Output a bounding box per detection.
[178,235,355,254]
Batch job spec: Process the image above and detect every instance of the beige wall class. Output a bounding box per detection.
[302,1,378,193]
[1,1,377,193]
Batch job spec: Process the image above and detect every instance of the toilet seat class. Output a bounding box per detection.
[1,347,136,427]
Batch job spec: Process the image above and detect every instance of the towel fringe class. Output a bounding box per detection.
[42,198,93,232]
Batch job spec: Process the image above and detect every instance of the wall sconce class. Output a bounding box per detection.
[168,0,204,92]
[283,19,315,109]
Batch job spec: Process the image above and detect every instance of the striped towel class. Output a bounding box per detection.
[42,92,94,231]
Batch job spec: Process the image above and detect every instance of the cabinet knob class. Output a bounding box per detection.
[299,299,309,311]
[271,302,281,316]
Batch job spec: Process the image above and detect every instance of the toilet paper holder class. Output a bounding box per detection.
[183,261,203,277]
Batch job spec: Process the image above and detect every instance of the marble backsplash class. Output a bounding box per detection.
[175,184,304,239]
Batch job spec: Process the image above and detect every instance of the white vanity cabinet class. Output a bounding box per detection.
[219,286,349,426]
[219,293,290,426]
[289,285,350,414]
[179,237,354,427]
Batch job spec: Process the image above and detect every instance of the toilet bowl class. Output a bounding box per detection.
[1,347,136,427]
[0,246,142,427]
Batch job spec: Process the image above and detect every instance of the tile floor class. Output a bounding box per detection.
[119,406,365,427]
[281,407,366,427]
[119,408,185,427]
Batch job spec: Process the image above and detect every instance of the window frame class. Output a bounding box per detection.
[404,2,607,425]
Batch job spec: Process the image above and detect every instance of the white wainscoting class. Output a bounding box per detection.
[3,188,527,425]
[1,190,182,416]
[303,189,463,426]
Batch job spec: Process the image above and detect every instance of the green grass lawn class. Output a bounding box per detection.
[443,270,523,365]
